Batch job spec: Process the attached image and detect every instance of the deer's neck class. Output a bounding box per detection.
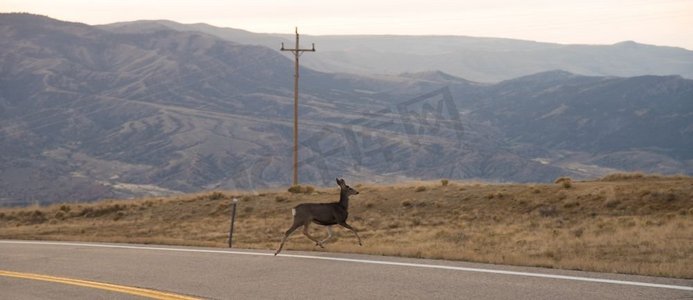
[338,191,349,209]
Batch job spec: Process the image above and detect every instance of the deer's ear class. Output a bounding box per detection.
[336,178,341,185]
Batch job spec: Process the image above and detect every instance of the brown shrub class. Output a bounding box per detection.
[288,185,302,193]
[600,172,645,181]
[113,211,125,221]
[288,185,315,194]
[563,201,579,209]
[82,204,124,218]
[208,192,225,200]
[554,176,572,184]
[26,210,47,224]
[538,206,558,217]
[554,177,572,188]
[605,200,621,208]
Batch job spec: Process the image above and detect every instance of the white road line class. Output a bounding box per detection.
[2,240,691,291]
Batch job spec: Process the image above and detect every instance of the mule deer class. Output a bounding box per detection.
[274,178,362,255]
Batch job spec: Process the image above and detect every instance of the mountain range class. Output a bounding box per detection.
[1,13,691,205]
[101,19,693,82]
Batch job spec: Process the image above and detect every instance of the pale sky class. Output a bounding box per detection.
[3,0,693,49]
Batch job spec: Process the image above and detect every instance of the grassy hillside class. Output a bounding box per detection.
[1,174,691,278]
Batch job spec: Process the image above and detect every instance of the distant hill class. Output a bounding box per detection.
[463,71,693,177]
[2,176,692,278]
[1,14,691,204]
[101,20,693,82]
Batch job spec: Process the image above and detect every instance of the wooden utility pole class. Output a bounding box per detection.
[281,27,315,186]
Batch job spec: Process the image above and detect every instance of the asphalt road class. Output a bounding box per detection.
[1,240,691,300]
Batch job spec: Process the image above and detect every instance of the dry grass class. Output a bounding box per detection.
[1,174,692,278]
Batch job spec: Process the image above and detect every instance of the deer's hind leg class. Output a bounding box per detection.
[318,226,334,245]
[275,220,302,256]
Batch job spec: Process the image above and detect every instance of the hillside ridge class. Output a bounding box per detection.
[1,174,691,278]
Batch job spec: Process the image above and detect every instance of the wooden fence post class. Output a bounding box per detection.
[228,198,238,248]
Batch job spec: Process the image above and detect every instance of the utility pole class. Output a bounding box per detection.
[281,27,315,186]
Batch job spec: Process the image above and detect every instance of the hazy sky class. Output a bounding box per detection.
[3,0,693,49]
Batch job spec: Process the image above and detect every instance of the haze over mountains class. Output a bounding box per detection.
[1,13,692,204]
[102,19,693,82]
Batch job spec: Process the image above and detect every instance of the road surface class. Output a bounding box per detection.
[1,240,691,299]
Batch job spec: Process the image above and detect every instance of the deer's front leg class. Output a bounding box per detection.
[340,222,362,246]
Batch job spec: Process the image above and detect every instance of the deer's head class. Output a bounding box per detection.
[336,178,359,196]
